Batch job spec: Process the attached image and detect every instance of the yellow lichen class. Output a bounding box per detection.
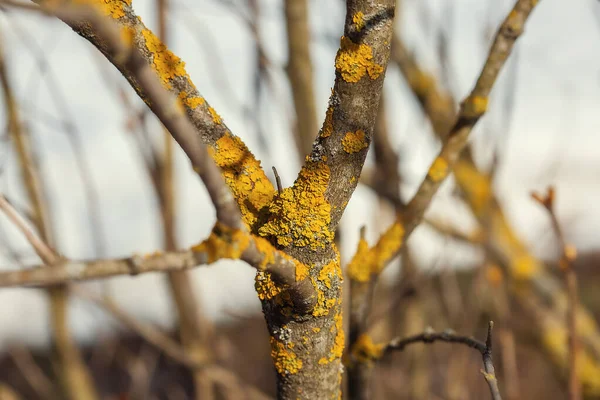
[321,106,334,138]
[453,161,492,216]
[318,258,339,289]
[512,253,540,280]
[270,337,303,375]
[312,282,337,317]
[462,95,488,118]
[209,132,276,228]
[329,311,345,361]
[142,28,187,89]
[119,25,135,47]
[335,36,383,83]
[191,222,249,263]
[353,11,365,31]
[75,0,131,19]
[258,162,333,249]
[347,238,371,282]
[255,271,284,301]
[252,236,276,270]
[208,106,222,124]
[312,327,321,333]
[409,70,435,97]
[351,334,384,363]
[371,222,404,274]
[342,130,368,154]
[178,92,205,109]
[427,156,449,183]
[295,262,310,282]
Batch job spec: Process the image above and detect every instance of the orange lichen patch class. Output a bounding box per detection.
[251,236,276,270]
[427,156,449,183]
[75,0,131,19]
[178,91,205,109]
[371,222,404,274]
[270,337,302,375]
[209,132,276,228]
[462,95,488,118]
[318,357,329,365]
[485,264,504,287]
[352,11,365,31]
[295,262,310,282]
[312,280,337,317]
[329,311,345,361]
[408,70,435,97]
[342,130,368,154]
[318,258,339,289]
[191,222,249,263]
[258,162,333,249]
[351,334,384,363]
[453,161,492,216]
[255,271,284,301]
[347,238,371,282]
[335,36,383,83]
[119,25,135,47]
[142,28,187,89]
[208,106,222,124]
[512,253,540,280]
[320,106,334,138]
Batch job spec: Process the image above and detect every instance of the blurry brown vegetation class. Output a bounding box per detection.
[0,0,598,399]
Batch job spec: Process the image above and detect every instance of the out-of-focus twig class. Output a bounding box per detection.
[532,186,580,400]
[356,322,502,400]
[153,1,215,398]
[0,35,98,400]
[284,0,318,160]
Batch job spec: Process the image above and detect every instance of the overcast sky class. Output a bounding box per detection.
[0,0,599,349]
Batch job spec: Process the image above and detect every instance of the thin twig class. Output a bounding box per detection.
[532,186,580,400]
[382,322,502,400]
[272,166,282,195]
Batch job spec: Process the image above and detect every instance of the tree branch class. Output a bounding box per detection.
[285,0,318,160]
[355,322,502,400]
[532,187,581,400]
[350,0,541,277]
[27,0,275,230]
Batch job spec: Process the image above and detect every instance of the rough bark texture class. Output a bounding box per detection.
[19,1,394,398]
[254,1,395,398]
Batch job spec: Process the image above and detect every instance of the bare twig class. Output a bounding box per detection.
[532,186,580,400]
[381,322,502,400]
[284,0,318,160]
[0,36,98,400]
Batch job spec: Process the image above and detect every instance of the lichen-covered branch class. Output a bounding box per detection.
[349,0,540,281]
[0,220,302,292]
[31,0,275,231]
[297,0,395,232]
